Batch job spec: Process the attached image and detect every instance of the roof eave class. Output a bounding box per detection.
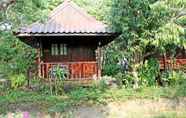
[16,32,120,37]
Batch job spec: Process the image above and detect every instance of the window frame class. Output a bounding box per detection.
[51,43,68,56]
[60,44,68,56]
[51,44,58,56]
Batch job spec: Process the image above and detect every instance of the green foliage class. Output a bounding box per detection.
[176,16,186,26]
[138,58,159,86]
[68,87,106,104]
[175,78,186,97]
[0,32,36,75]
[9,74,26,89]
[1,84,186,113]
[103,64,120,76]
[69,87,89,101]
[97,76,120,90]
[96,79,108,91]
[55,66,69,80]
[48,102,71,113]
[154,111,186,118]
[114,72,134,88]
[49,65,69,95]
[161,70,186,86]
[110,0,152,43]
[107,0,186,87]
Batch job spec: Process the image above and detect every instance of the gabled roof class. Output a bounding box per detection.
[16,0,114,36]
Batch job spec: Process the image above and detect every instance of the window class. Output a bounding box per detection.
[51,44,58,55]
[60,44,67,55]
[41,43,43,57]
[51,44,67,56]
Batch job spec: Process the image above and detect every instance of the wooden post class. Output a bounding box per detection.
[97,42,102,79]
[46,63,49,78]
[163,53,166,70]
[37,46,41,78]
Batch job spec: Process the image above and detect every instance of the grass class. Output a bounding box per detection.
[0,85,185,114]
[0,77,186,116]
[153,111,186,118]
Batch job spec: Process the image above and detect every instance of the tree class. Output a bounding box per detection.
[108,0,186,86]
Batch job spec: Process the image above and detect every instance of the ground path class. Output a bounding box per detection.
[1,98,186,118]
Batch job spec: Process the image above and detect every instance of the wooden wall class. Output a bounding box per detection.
[158,49,186,70]
[40,37,97,63]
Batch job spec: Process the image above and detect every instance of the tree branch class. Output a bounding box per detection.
[0,0,16,11]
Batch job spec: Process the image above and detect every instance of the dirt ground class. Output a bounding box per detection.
[72,98,186,118]
[1,98,186,118]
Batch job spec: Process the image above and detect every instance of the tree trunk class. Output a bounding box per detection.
[132,68,139,89]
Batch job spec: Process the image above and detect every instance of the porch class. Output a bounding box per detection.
[159,59,186,70]
[39,61,100,80]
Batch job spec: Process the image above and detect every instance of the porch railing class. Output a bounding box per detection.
[159,59,186,70]
[39,61,98,80]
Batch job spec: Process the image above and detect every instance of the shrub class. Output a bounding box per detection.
[100,76,119,88]
[92,76,121,92]
[138,58,160,86]
[175,78,186,96]
[48,65,69,95]
[97,79,109,91]
[114,72,134,88]
[161,70,186,86]
[48,102,71,113]
[102,64,120,76]
[9,74,26,89]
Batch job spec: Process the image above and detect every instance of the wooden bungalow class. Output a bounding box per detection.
[159,48,186,71]
[15,0,118,81]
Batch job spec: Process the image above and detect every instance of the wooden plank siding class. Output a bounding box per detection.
[35,37,101,81]
[159,58,186,70]
[40,62,98,80]
[41,39,97,62]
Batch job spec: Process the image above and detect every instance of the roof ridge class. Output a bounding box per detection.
[48,1,69,19]
[69,2,102,24]
[48,1,106,26]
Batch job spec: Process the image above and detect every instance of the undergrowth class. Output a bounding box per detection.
[0,82,186,114]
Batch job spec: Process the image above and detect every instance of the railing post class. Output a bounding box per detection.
[42,64,45,78]
[80,63,82,80]
[46,63,49,78]
[37,48,41,78]
[97,42,102,80]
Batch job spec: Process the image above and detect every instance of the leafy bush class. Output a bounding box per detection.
[175,78,186,96]
[161,70,186,86]
[0,33,36,76]
[48,102,71,113]
[114,72,134,88]
[138,58,160,86]
[9,74,26,89]
[100,76,119,89]
[48,65,70,95]
[95,77,110,91]
[103,64,120,76]
[69,87,89,101]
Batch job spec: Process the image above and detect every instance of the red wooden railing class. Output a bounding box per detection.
[159,59,186,70]
[39,61,98,80]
